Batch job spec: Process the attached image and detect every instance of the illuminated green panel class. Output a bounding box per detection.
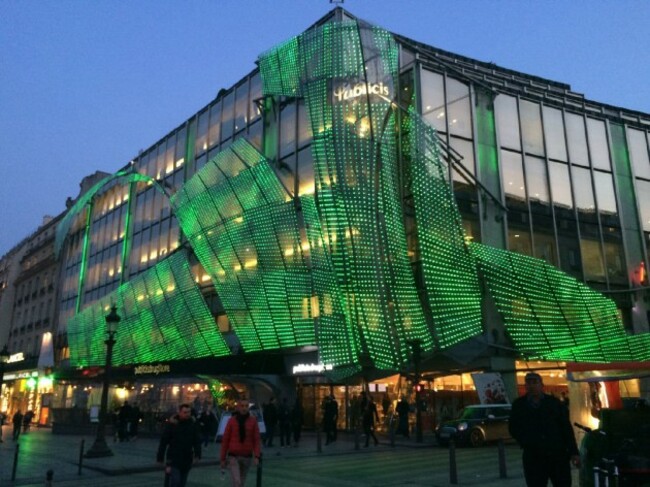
[67,250,230,366]
[470,242,635,361]
[406,111,484,348]
[260,20,431,371]
[171,139,316,352]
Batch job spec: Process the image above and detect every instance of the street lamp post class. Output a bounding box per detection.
[0,345,10,407]
[84,306,120,458]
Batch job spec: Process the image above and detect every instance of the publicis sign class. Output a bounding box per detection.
[134,364,171,375]
[333,82,390,103]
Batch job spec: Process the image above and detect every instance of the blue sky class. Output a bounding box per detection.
[1,0,648,256]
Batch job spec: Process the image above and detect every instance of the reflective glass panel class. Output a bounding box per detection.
[249,73,262,123]
[297,147,315,197]
[450,136,475,178]
[421,69,446,132]
[234,81,248,133]
[571,166,596,216]
[543,106,567,161]
[566,113,589,166]
[195,109,209,155]
[298,101,312,148]
[525,155,550,206]
[508,228,533,257]
[495,95,520,150]
[593,171,618,216]
[580,223,606,282]
[636,180,650,232]
[520,100,544,156]
[208,101,222,148]
[280,102,296,158]
[221,91,235,141]
[549,161,573,209]
[501,150,526,202]
[447,77,472,138]
[587,118,611,171]
[628,128,650,179]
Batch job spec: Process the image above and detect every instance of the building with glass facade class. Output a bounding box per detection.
[2,8,650,430]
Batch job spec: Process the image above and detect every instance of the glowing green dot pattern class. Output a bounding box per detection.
[406,109,484,348]
[470,242,647,362]
[171,139,316,352]
[260,20,431,371]
[67,250,230,366]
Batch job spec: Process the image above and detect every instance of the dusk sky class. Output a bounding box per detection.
[1,1,648,256]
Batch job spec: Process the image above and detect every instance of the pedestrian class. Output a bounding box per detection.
[156,403,202,487]
[0,411,5,442]
[396,397,410,438]
[22,410,34,433]
[262,397,278,447]
[117,400,132,442]
[323,395,338,445]
[220,398,261,487]
[363,398,380,447]
[198,407,218,447]
[509,372,580,487]
[12,410,23,441]
[278,397,291,447]
[290,398,303,447]
[129,403,142,440]
[381,392,391,417]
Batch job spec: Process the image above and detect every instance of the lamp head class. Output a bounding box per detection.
[105,306,121,335]
[0,344,10,364]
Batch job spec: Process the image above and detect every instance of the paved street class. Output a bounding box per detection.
[0,426,579,486]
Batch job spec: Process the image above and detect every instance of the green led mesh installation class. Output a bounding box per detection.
[67,250,230,366]
[171,139,316,352]
[469,242,648,362]
[261,20,432,371]
[406,110,483,348]
[55,170,169,257]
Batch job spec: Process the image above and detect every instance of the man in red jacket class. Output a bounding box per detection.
[220,398,261,487]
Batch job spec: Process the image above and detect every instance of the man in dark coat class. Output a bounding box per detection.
[278,397,292,447]
[396,397,410,438]
[157,403,202,487]
[509,372,580,487]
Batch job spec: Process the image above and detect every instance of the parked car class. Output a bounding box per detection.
[435,404,511,447]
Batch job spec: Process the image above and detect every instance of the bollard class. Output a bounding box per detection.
[45,469,54,487]
[497,439,507,478]
[11,443,20,481]
[354,426,360,450]
[316,426,322,453]
[256,452,263,487]
[594,466,600,487]
[449,438,458,485]
[78,439,85,475]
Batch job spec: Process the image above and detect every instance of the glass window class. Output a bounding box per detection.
[495,95,520,150]
[208,101,222,148]
[587,119,611,171]
[297,147,314,197]
[280,102,296,158]
[446,78,472,138]
[249,73,262,123]
[603,230,626,285]
[450,137,475,178]
[525,156,549,206]
[248,121,262,151]
[580,224,606,283]
[195,109,209,155]
[278,153,295,196]
[508,228,533,256]
[297,101,312,148]
[234,81,248,133]
[572,166,596,217]
[593,171,618,216]
[501,150,526,202]
[520,100,544,156]
[628,128,650,179]
[221,91,235,141]
[638,180,650,232]
[421,69,446,132]
[566,113,589,166]
[542,106,567,161]
[549,161,573,209]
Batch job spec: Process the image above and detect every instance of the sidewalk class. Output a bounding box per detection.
[0,426,578,486]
